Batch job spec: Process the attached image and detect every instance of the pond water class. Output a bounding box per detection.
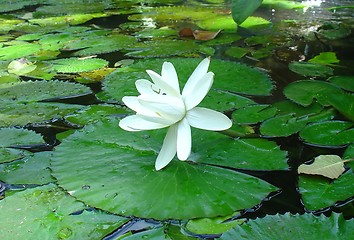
[0,0,353,239]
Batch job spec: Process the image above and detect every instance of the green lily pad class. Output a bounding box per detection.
[328,76,354,92]
[221,213,353,239]
[128,6,220,23]
[63,33,137,56]
[0,128,44,163]
[308,52,340,65]
[326,92,354,121]
[186,213,244,235]
[288,62,334,77]
[298,170,354,210]
[122,228,168,240]
[260,114,308,137]
[272,100,323,117]
[283,80,342,106]
[344,144,354,170]
[240,16,272,29]
[125,40,214,58]
[225,46,249,59]
[0,102,83,127]
[7,59,37,76]
[196,15,238,32]
[0,184,128,240]
[135,27,177,39]
[299,121,354,147]
[232,104,277,124]
[0,1,35,13]
[317,22,352,40]
[51,118,277,220]
[103,58,273,105]
[0,43,42,60]
[50,58,108,73]
[0,151,54,185]
[29,13,108,27]
[65,104,130,126]
[0,80,91,103]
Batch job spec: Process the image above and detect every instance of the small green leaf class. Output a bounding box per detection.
[288,62,333,77]
[308,52,340,65]
[328,76,354,92]
[299,121,354,147]
[7,59,37,76]
[260,114,308,137]
[51,58,108,73]
[298,155,347,179]
[0,43,41,60]
[232,104,277,124]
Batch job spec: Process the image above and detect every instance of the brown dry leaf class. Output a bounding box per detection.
[193,29,221,41]
[179,27,194,38]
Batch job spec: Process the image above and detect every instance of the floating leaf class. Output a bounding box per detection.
[0,43,41,60]
[299,121,354,147]
[239,16,272,29]
[288,62,333,77]
[221,213,354,239]
[328,76,354,92]
[232,104,277,124]
[225,46,249,59]
[298,155,347,179]
[103,58,273,105]
[29,13,108,27]
[196,15,238,32]
[0,184,128,239]
[326,92,354,121]
[0,151,54,185]
[63,33,137,56]
[7,59,37,75]
[50,58,108,73]
[125,40,214,58]
[299,170,354,210]
[260,114,308,137]
[51,118,277,220]
[308,52,340,65]
[76,67,116,83]
[193,30,221,41]
[122,228,169,240]
[283,80,342,106]
[317,22,351,40]
[186,213,244,235]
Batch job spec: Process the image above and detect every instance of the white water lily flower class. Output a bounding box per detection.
[119,58,232,170]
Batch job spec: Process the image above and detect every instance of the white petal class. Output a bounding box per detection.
[155,124,178,170]
[161,62,180,93]
[135,79,157,95]
[176,118,191,160]
[119,115,170,131]
[122,96,156,117]
[186,107,232,131]
[146,70,180,97]
[138,95,185,122]
[182,72,214,110]
[182,57,211,101]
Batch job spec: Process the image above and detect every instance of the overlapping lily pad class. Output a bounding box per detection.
[0,184,128,239]
[50,58,108,73]
[299,121,354,147]
[221,213,353,239]
[103,58,273,106]
[232,104,277,124]
[288,62,334,77]
[298,170,354,210]
[51,118,277,220]
[0,43,42,60]
[0,80,91,126]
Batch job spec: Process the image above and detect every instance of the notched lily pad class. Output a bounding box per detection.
[260,114,308,137]
[232,104,277,124]
[288,62,333,77]
[221,213,353,239]
[51,118,277,220]
[50,58,108,73]
[0,184,128,239]
[299,121,354,147]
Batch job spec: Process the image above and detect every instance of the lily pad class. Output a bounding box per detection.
[298,170,354,210]
[221,213,353,239]
[308,52,340,65]
[299,121,354,147]
[125,40,214,58]
[0,151,54,185]
[232,104,277,124]
[29,13,108,27]
[288,62,333,77]
[283,80,342,106]
[103,58,273,105]
[260,114,308,137]
[0,184,128,239]
[196,15,238,32]
[50,58,108,73]
[51,118,277,220]
[0,43,42,60]
[328,76,354,92]
[63,33,137,56]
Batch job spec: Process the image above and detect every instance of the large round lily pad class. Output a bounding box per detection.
[0,184,128,239]
[51,118,277,220]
